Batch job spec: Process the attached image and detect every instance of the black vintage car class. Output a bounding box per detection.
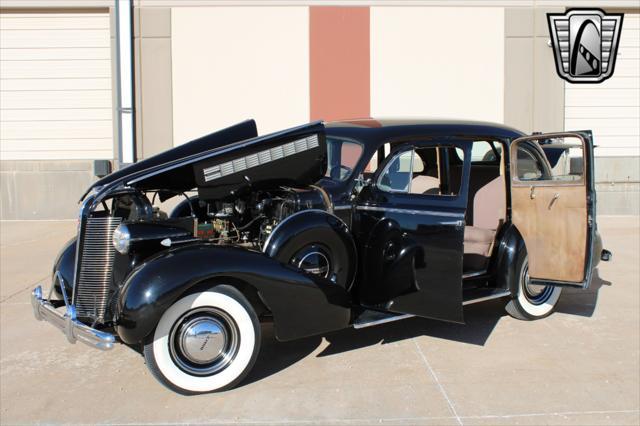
[32,119,610,394]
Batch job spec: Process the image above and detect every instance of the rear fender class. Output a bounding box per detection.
[491,222,526,295]
[115,244,351,344]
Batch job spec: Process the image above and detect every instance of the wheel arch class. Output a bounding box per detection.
[115,244,351,345]
[490,222,527,295]
[179,276,271,319]
[263,209,357,291]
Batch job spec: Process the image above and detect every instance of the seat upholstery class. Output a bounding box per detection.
[464,226,497,271]
[463,174,506,271]
[411,175,440,194]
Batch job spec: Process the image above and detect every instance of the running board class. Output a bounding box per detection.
[353,289,511,329]
[463,288,511,306]
[462,270,488,280]
[352,310,414,329]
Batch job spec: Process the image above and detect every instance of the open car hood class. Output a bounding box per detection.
[87,120,327,202]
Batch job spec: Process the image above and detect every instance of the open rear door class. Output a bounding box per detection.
[510,131,596,288]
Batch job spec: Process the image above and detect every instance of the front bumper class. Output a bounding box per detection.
[31,277,116,351]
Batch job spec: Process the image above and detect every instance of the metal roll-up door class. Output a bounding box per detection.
[565,13,640,157]
[0,11,113,160]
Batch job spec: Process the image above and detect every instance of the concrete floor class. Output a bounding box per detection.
[0,216,638,425]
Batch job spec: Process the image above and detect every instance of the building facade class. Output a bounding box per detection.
[1,0,638,219]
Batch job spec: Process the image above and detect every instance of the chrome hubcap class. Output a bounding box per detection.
[169,307,240,376]
[292,244,332,279]
[179,317,226,364]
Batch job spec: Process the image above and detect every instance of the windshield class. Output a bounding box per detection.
[325,137,364,181]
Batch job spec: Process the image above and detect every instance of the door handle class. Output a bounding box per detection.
[530,186,537,199]
[548,193,560,209]
[382,241,397,262]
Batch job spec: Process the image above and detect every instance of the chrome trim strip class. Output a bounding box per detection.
[333,204,352,211]
[31,285,116,351]
[356,205,463,218]
[353,313,414,329]
[462,290,511,306]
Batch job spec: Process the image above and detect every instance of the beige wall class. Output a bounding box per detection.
[170,6,310,143]
[370,7,505,123]
[503,7,565,134]
[133,7,174,159]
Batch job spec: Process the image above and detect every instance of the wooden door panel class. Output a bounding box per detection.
[510,132,592,285]
[534,185,587,282]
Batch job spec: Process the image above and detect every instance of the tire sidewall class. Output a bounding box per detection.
[512,252,562,320]
[146,285,260,394]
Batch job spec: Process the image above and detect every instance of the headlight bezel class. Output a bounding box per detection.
[112,223,131,255]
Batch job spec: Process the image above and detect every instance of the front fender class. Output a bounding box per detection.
[115,244,351,344]
[52,237,76,297]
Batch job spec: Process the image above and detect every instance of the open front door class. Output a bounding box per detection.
[510,132,596,288]
[355,140,471,323]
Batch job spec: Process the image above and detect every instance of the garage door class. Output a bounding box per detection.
[0,11,113,160]
[565,13,640,157]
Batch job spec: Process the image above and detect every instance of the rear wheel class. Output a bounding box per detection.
[143,285,260,394]
[505,253,562,320]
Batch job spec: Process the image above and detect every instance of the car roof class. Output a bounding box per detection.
[325,118,525,144]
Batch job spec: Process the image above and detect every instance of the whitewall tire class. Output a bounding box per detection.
[505,254,562,320]
[143,285,260,394]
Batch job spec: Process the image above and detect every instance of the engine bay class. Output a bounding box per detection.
[105,185,327,250]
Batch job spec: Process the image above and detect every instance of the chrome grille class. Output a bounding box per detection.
[75,216,121,322]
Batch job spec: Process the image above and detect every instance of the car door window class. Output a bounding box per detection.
[514,137,585,184]
[540,139,584,183]
[377,146,464,196]
[410,147,440,194]
[516,145,545,181]
[471,141,502,163]
[377,150,412,192]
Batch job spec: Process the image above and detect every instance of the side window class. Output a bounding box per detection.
[471,141,502,163]
[410,147,440,195]
[377,150,412,192]
[516,145,545,181]
[514,136,585,183]
[377,146,464,196]
[541,139,584,182]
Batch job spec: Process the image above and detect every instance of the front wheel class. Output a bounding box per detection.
[143,285,261,394]
[505,253,562,320]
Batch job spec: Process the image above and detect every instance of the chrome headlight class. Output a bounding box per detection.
[112,223,131,254]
